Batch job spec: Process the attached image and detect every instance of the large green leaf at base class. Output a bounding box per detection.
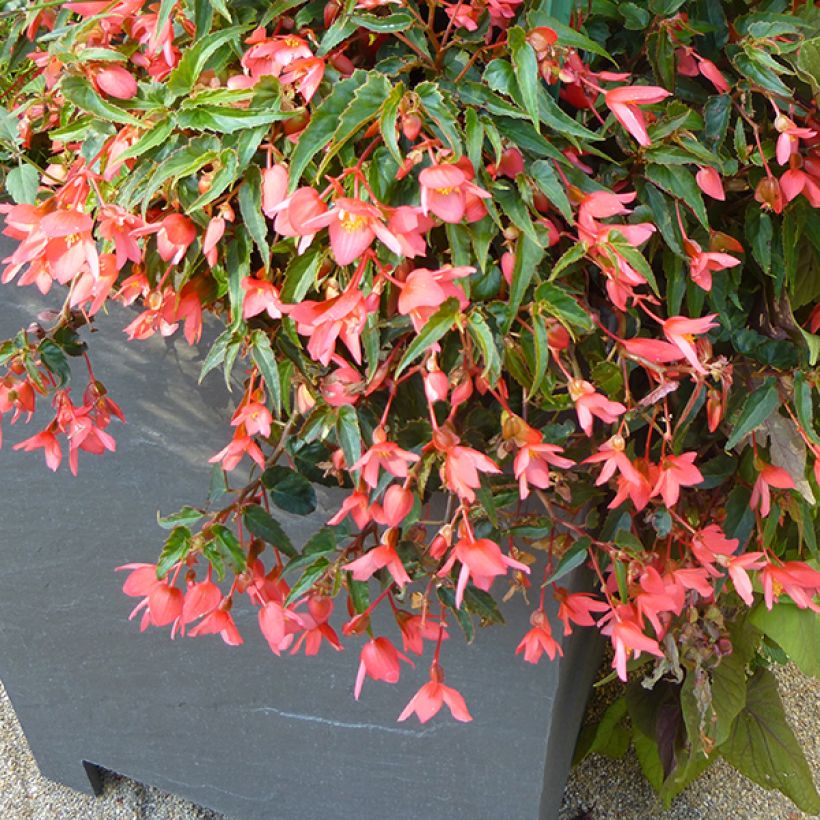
[749,604,819,678]
[721,669,820,814]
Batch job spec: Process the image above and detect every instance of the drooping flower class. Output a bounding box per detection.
[774,114,816,166]
[398,664,472,724]
[351,427,420,488]
[695,166,725,201]
[554,588,610,635]
[302,197,402,265]
[290,597,343,655]
[438,535,530,609]
[600,604,664,681]
[513,429,574,499]
[568,379,626,437]
[604,85,672,146]
[354,636,414,699]
[396,265,473,331]
[418,163,490,223]
[583,435,642,487]
[441,444,502,503]
[94,65,138,99]
[750,463,795,517]
[241,276,283,320]
[651,452,704,508]
[515,610,563,663]
[395,611,448,655]
[344,543,412,589]
[662,314,719,375]
[760,561,820,611]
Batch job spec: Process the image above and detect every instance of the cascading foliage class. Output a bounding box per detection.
[0,0,818,809]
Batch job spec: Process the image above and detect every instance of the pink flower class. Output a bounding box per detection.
[398,666,472,724]
[328,491,372,529]
[514,436,574,499]
[760,561,820,611]
[774,114,816,166]
[289,597,342,656]
[395,611,448,655]
[750,464,795,517]
[279,56,325,103]
[241,277,283,320]
[97,204,149,270]
[386,206,434,258]
[208,433,265,472]
[584,435,642,487]
[442,445,501,503]
[568,379,626,436]
[600,605,664,681]
[554,588,609,635]
[439,536,530,609]
[202,216,225,269]
[662,314,719,375]
[418,163,490,223]
[188,606,243,646]
[344,543,411,589]
[261,164,289,217]
[94,65,138,99]
[155,213,196,265]
[182,578,222,625]
[241,31,313,79]
[258,601,303,655]
[397,265,473,331]
[231,401,272,439]
[351,427,420,488]
[354,636,413,699]
[516,610,563,663]
[370,484,414,528]
[302,197,402,265]
[727,553,767,607]
[604,85,671,146]
[13,429,62,471]
[685,239,740,292]
[651,452,704,508]
[287,275,375,366]
[695,167,725,200]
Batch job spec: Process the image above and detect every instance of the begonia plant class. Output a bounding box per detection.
[0,0,819,809]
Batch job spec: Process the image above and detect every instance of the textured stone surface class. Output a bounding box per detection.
[0,268,600,820]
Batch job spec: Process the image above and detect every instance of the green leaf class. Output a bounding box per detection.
[317,71,392,176]
[61,75,143,127]
[530,159,573,223]
[505,234,545,333]
[289,73,360,187]
[493,180,539,245]
[749,604,819,678]
[285,557,331,605]
[396,298,460,375]
[175,106,293,134]
[238,165,269,270]
[166,25,247,99]
[336,404,362,471]
[721,669,820,813]
[793,372,819,445]
[157,506,204,530]
[535,281,593,334]
[645,164,709,229]
[114,117,174,165]
[463,585,505,624]
[467,312,501,386]
[573,697,631,764]
[509,27,540,131]
[379,81,404,163]
[745,206,773,276]
[546,536,590,584]
[530,312,548,397]
[38,340,70,387]
[350,10,415,32]
[417,82,461,156]
[243,504,297,557]
[262,466,318,516]
[726,377,780,450]
[6,163,39,204]
[199,328,231,382]
[250,330,281,417]
[703,95,732,150]
[608,238,660,297]
[280,245,324,303]
[210,524,246,574]
[733,51,793,98]
[548,242,587,281]
[156,526,192,578]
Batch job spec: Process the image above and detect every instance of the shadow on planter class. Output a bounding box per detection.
[0,263,601,820]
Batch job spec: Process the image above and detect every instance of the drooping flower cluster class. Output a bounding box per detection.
[1,1,819,806]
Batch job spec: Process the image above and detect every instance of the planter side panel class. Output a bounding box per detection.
[0,269,598,820]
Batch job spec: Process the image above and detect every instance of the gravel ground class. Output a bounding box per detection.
[0,666,816,819]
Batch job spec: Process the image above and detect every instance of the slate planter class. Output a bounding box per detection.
[0,256,601,820]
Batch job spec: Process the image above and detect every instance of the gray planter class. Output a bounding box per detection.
[0,257,601,819]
